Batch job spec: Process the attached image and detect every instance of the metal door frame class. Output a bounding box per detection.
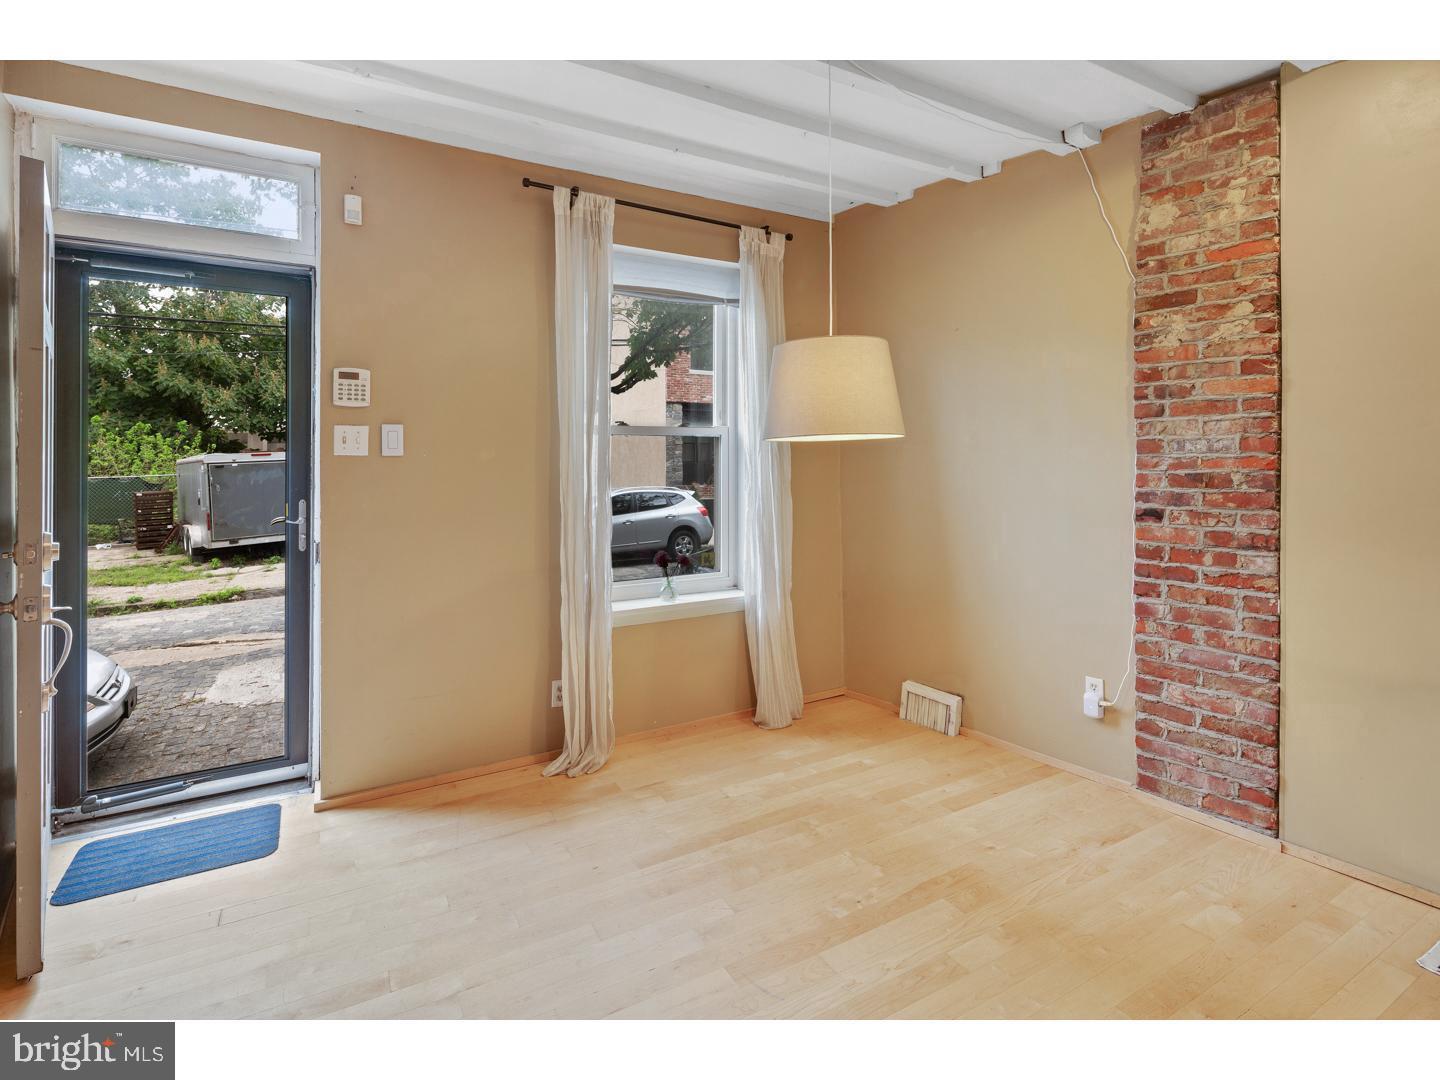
[51,243,314,819]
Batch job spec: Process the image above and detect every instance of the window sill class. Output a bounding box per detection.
[612,589,745,627]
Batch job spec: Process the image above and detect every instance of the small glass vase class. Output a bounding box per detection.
[659,574,678,602]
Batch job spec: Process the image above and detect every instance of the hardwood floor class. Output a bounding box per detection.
[2,697,1437,1019]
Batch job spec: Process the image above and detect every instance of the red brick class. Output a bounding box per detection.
[1136,699,1199,728]
[1242,595,1279,616]
[1138,773,1203,809]
[1135,735,1203,768]
[1201,794,1277,831]
[1166,764,1237,797]
[1136,289,1200,313]
[1134,81,1279,837]
[1164,686,1243,719]
[1163,586,1233,610]
[1166,725,1242,756]
[1199,715,1277,747]
[1204,237,1279,264]
[1242,616,1280,638]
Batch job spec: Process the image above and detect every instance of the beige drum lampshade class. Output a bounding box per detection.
[764,335,906,442]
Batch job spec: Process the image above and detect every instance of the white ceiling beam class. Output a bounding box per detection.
[76,61,833,220]
[569,60,984,182]
[803,60,1071,156]
[1083,62,1198,114]
[299,61,904,206]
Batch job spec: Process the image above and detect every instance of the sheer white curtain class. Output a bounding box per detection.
[547,188,616,776]
[736,226,805,730]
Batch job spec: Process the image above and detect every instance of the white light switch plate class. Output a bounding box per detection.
[334,424,368,456]
[380,423,404,457]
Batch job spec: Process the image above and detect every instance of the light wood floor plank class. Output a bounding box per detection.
[2,698,1436,1019]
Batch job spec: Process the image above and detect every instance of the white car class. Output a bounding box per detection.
[86,648,136,756]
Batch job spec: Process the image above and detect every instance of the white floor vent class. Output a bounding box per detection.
[900,681,963,737]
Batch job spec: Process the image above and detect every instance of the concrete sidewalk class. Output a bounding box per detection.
[88,543,286,611]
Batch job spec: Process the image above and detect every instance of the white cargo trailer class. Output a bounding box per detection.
[175,452,287,558]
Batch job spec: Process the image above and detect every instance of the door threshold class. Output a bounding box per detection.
[53,771,310,839]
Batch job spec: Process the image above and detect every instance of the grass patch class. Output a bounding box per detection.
[194,586,246,605]
[88,557,208,588]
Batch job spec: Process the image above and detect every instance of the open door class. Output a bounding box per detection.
[10,156,72,978]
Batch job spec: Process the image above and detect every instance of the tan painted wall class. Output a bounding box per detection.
[1279,61,1440,893]
[833,123,1142,781]
[0,62,846,796]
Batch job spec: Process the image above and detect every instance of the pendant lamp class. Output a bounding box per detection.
[764,63,905,443]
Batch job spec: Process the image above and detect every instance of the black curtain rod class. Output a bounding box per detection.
[522,178,794,242]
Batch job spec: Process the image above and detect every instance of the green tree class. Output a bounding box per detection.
[87,418,209,478]
[611,296,712,396]
[87,279,288,444]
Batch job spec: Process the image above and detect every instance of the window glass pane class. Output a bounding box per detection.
[610,293,716,427]
[58,142,302,240]
[611,434,720,582]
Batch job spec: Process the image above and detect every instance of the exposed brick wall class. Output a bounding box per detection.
[1132,81,1281,835]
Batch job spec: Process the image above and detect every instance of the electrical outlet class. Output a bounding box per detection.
[1083,676,1105,720]
[550,680,563,709]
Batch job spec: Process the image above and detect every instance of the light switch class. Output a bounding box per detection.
[380,423,404,457]
[334,424,368,456]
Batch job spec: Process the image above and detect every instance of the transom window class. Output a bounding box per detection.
[26,111,318,264]
[610,246,739,601]
[57,141,303,240]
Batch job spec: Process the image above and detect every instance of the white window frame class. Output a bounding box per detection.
[610,251,741,607]
[23,112,318,265]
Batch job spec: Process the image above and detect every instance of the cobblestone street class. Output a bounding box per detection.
[87,596,287,790]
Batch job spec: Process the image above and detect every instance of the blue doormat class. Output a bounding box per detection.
[51,803,282,906]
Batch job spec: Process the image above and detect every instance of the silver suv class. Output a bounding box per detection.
[611,487,714,559]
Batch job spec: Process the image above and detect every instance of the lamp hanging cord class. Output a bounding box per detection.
[1078,147,1137,285]
[1077,144,1138,709]
[1101,635,1134,708]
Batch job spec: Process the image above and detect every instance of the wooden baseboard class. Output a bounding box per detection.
[842,688,898,712]
[314,750,558,811]
[1280,841,1440,910]
[957,725,1137,796]
[316,688,850,813]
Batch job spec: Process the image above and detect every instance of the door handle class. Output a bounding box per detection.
[41,596,74,708]
[270,498,307,552]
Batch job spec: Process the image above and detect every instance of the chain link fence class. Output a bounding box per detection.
[87,473,174,544]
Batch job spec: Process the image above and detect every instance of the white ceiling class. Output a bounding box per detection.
[73,60,1285,220]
